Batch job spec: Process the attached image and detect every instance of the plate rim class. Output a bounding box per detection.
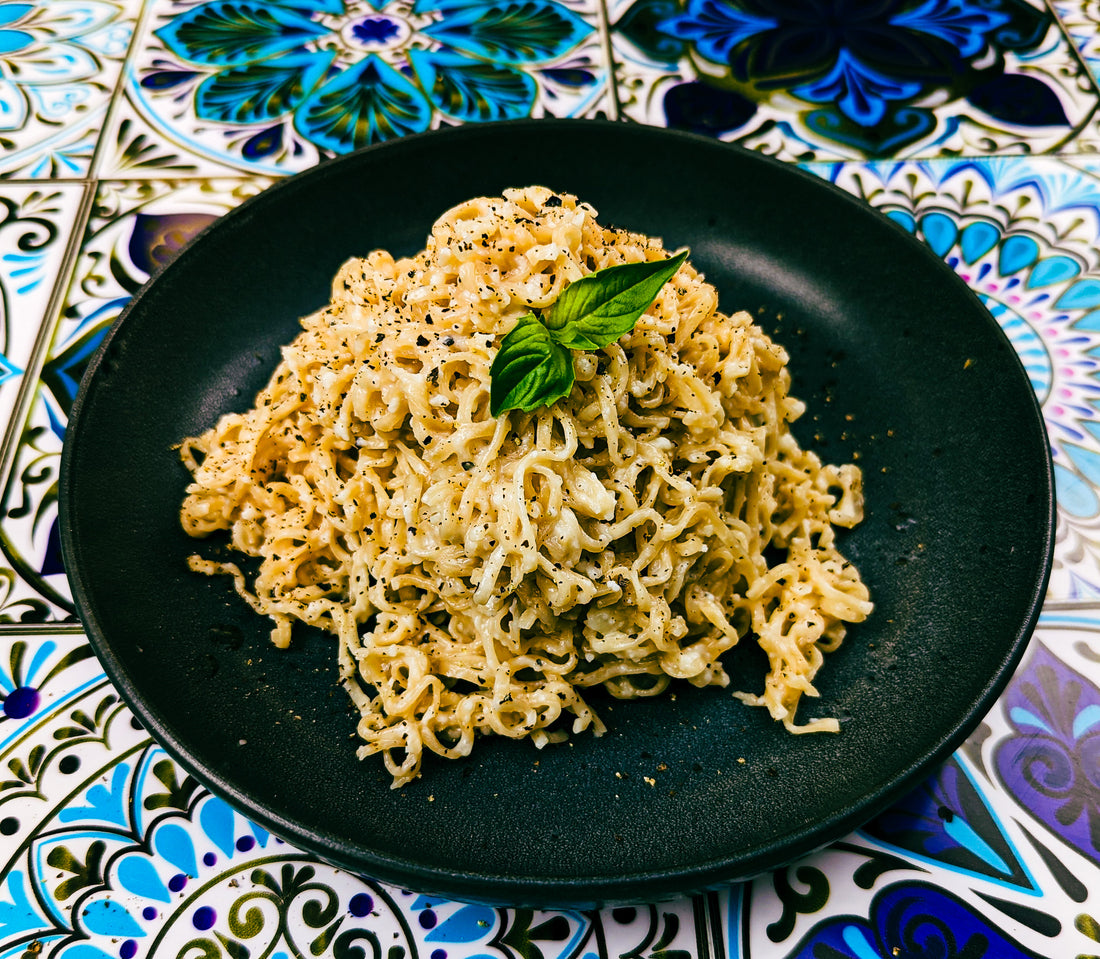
[59,117,1057,906]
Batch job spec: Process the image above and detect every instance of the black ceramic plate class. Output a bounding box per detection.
[60,119,1054,907]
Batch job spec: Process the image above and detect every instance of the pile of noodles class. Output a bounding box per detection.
[179,187,872,787]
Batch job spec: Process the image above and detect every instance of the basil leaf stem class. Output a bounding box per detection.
[490,249,688,416]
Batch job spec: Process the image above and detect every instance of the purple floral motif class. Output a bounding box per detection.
[127,212,218,276]
[787,881,1049,959]
[0,640,92,722]
[995,642,1100,866]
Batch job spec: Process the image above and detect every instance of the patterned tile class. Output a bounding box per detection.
[1055,0,1100,83]
[95,96,277,178]
[707,612,1100,958]
[4,0,1100,951]
[0,183,83,623]
[609,0,1100,161]
[0,184,83,446]
[0,177,269,622]
[5,616,1099,959]
[0,0,140,178]
[809,156,1100,601]
[0,624,706,959]
[103,0,614,178]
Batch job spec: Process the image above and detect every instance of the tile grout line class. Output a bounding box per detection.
[1041,596,1100,611]
[594,0,621,121]
[1043,0,1100,154]
[0,181,96,490]
[87,0,158,182]
[0,622,85,636]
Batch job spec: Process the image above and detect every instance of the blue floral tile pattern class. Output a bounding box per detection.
[0,0,139,177]
[0,178,269,622]
[0,402,71,618]
[0,185,83,623]
[611,0,1100,160]
[0,629,703,959]
[701,615,1100,957]
[11,619,1100,959]
[10,3,1100,957]
[120,0,609,175]
[862,755,1037,890]
[782,882,1052,958]
[811,156,1100,599]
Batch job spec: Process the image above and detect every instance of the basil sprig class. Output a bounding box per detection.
[490,249,688,416]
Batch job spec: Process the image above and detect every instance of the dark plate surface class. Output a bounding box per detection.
[60,119,1054,907]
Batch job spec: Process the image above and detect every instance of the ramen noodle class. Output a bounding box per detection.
[179,187,872,787]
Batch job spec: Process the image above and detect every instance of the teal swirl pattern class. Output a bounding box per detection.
[130,0,599,169]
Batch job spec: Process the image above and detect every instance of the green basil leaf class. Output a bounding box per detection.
[489,314,575,416]
[544,249,688,350]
